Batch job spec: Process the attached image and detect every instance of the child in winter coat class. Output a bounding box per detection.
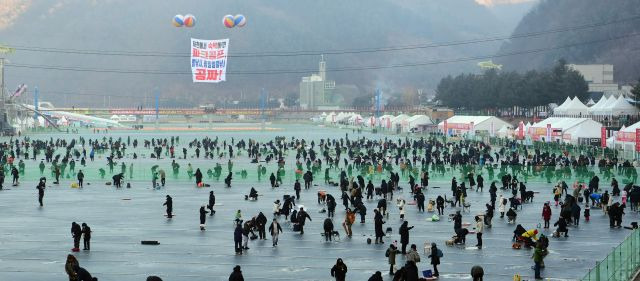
[397,198,406,220]
[542,203,552,228]
[584,205,590,222]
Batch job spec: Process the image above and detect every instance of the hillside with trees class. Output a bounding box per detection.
[435,60,588,110]
[495,0,640,84]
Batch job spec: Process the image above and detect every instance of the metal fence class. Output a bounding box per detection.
[582,228,640,281]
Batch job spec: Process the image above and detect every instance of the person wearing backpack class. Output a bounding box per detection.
[428,243,442,277]
[386,244,400,275]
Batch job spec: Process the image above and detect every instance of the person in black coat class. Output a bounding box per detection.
[323,218,334,242]
[163,195,173,218]
[81,223,91,251]
[366,180,375,200]
[199,205,208,230]
[225,172,233,187]
[36,178,46,207]
[269,173,277,187]
[297,207,312,234]
[194,168,203,185]
[327,195,337,218]
[341,192,350,210]
[453,211,462,230]
[330,258,348,281]
[415,191,425,212]
[436,195,445,215]
[377,198,387,216]
[294,180,301,200]
[208,191,216,215]
[399,221,414,254]
[256,212,267,240]
[368,271,383,281]
[476,174,484,192]
[71,222,82,250]
[228,265,244,281]
[374,209,385,243]
[554,217,568,237]
[74,264,97,281]
[234,223,243,254]
[77,170,84,188]
[428,243,441,277]
[404,261,419,281]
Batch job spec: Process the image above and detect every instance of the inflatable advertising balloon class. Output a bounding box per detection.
[184,14,196,27]
[173,14,184,27]
[234,14,246,27]
[223,15,235,28]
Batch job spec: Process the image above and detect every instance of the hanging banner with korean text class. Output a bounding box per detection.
[191,38,229,83]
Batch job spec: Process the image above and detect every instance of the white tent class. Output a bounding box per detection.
[588,96,609,114]
[438,116,511,136]
[593,96,618,115]
[390,114,410,129]
[379,115,394,129]
[364,116,376,127]
[529,117,602,143]
[496,125,513,138]
[553,97,572,115]
[324,112,337,124]
[348,114,363,125]
[586,98,596,106]
[604,95,638,116]
[403,115,433,132]
[561,97,590,116]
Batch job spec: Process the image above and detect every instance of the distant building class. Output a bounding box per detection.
[568,64,619,93]
[299,56,336,109]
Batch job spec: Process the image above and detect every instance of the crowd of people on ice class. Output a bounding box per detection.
[2,133,638,280]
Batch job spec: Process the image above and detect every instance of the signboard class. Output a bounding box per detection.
[191,38,229,83]
[546,124,551,142]
[636,128,640,152]
[601,127,606,148]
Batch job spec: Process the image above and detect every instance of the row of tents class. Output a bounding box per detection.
[553,95,638,116]
[319,112,434,132]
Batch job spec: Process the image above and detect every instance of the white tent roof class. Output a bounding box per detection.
[595,96,618,115]
[586,98,596,106]
[605,95,638,116]
[437,115,492,125]
[561,97,589,115]
[556,97,572,110]
[405,115,433,128]
[589,96,609,112]
[531,117,596,131]
[391,114,410,126]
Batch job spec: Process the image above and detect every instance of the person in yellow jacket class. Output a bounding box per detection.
[521,229,538,248]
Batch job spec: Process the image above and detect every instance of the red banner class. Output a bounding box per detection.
[518,121,524,139]
[636,128,640,152]
[601,127,606,148]
[443,120,448,135]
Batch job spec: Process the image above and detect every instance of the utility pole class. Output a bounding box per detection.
[260,88,266,131]
[34,86,39,126]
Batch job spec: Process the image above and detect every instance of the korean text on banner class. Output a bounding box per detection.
[601,127,606,148]
[636,129,640,152]
[191,38,229,83]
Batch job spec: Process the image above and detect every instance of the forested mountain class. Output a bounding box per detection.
[496,0,640,84]
[435,60,588,109]
[0,0,532,107]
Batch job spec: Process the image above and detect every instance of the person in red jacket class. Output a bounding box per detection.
[542,202,552,229]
